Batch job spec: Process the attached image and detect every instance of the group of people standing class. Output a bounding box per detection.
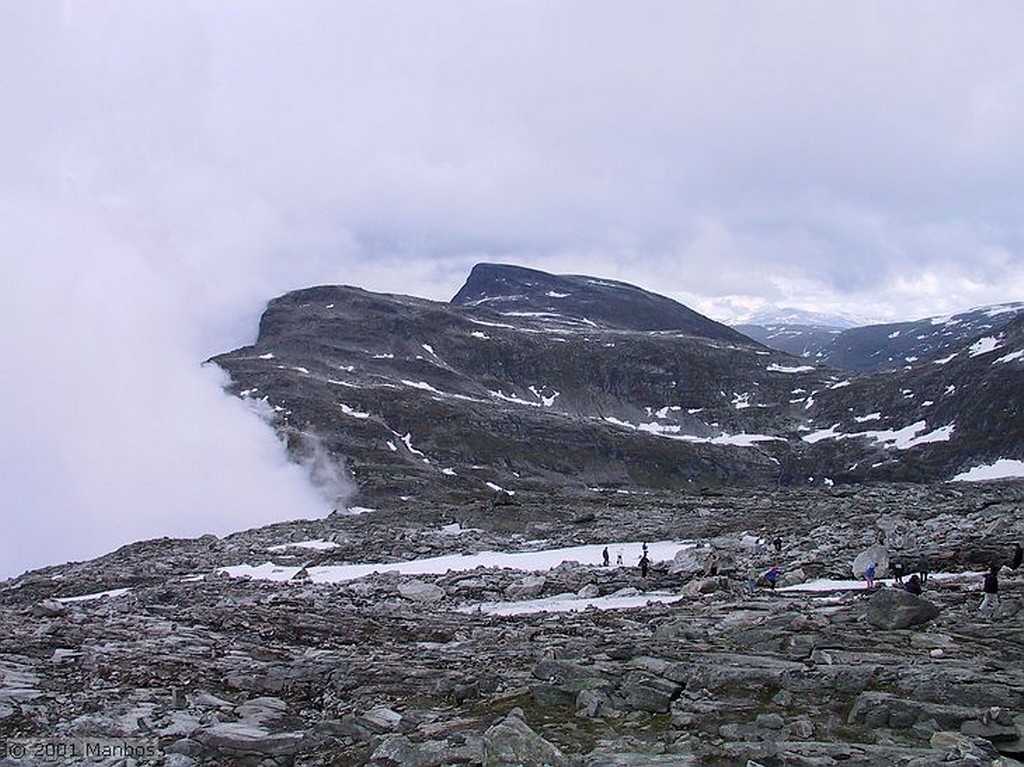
[598,539,1021,614]
[886,542,1022,614]
[601,543,647,576]
[886,556,930,587]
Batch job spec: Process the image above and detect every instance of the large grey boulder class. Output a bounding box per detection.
[669,547,706,574]
[621,676,682,713]
[192,722,307,758]
[398,580,446,603]
[505,575,546,600]
[865,588,940,629]
[371,734,484,767]
[852,544,889,579]
[483,708,569,767]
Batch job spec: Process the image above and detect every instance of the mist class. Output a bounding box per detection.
[3,1,1024,577]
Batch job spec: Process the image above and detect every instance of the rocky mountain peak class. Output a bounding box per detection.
[452,262,752,342]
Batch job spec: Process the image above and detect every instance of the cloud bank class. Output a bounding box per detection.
[3,1,1024,575]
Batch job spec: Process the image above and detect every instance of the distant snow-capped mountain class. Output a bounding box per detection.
[733,307,865,330]
[734,302,1024,373]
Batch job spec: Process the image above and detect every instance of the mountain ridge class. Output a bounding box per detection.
[210,263,1024,505]
[736,301,1024,373]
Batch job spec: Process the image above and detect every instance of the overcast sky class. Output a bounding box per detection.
[3,1,1023,577]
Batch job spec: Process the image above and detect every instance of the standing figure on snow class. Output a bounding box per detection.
[616,551,623,566]
[917,556,930,585]
[980,563,1000,614]
[1011,542,1022,570]
[864,562,876,589]
[639,553,650,578]
[772,536,783,554]
[891,560,904,585]
[602,547,610,567]
[904,573,923,595]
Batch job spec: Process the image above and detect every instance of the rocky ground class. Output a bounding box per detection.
[2,481,1023,766]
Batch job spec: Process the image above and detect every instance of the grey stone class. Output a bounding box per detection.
[398,580,446,603]
[621,677,681,713]
[865,588,940,629]
[960,717,1020,743]
[31,599,67,618]
[362,705,403,731]
[505,575,546,599]
[192,722,307,757]
[483,708,569,767]
[853,544,890,579]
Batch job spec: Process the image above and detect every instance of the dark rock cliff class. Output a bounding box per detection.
[211,265,1024,505]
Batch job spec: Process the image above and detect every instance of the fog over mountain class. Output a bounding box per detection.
[4,2,1024,577]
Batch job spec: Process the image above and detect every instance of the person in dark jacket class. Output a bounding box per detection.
[904,573,923,595]
[979,564,1000,613]
[764,566,781,591]
[891,560,905,585]
[639,553,650,578]
[917,556,930,584]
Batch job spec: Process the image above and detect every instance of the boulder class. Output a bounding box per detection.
[865,588,940,629]
[31,599,67,618]
[505,575,546,600]
[669,547,706,574]
[362,705,403,732]
[621,676,681,713]
[192,722,307,758]
[852,544,890,579]
[371,734,484,767]
[398,580,446,603]
[483,708,569,767]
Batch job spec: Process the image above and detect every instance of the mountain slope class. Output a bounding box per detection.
[453,263,753,341]
[211,265,1024,502]
[797,313,1024,481]
[737,302,1024,373]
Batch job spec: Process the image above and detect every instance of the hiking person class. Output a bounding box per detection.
[616,551,623,566]
[764,566,781,591]
[904,573,923,595]
[639,553,650,578]
[891,560,904,585]
[703,552,719,577]
[864,562,876,589]
[772,536,783,554]
[980,563,1000,614]
[602,547,610,567]
[1011,542,1022,570]
[917,556,930,585]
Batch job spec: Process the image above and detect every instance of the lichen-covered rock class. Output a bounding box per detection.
[483,708,569,767]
